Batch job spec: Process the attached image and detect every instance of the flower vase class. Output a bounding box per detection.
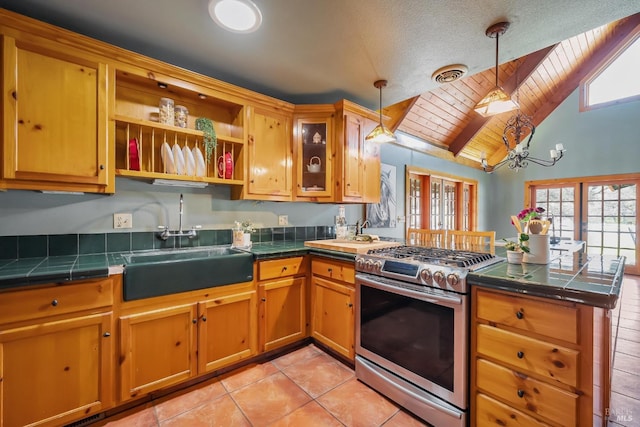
[506,250,524,264]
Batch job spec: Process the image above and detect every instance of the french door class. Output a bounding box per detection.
[528,174,639,275]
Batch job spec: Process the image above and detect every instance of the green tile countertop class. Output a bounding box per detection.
[0,242,355,290]
[469,248,625,309]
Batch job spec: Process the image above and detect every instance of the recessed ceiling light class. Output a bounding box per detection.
[208,0,262,33]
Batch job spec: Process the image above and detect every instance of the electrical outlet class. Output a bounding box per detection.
[278,215,288,226]
[114,213,132,229]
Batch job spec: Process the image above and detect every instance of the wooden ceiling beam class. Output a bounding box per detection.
[384,96,420,132]
[448,45,556,156]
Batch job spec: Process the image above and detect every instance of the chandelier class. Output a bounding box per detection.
[480,112,566,172]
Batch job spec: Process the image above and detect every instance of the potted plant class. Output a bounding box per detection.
[503,234,530,263]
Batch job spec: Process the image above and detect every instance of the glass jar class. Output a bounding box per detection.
[174,105,188,128]
[159,97,174,125]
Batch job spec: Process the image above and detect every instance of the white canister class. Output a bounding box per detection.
[524,234,550,264]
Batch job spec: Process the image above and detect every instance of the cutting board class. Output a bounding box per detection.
[304,239,402,254]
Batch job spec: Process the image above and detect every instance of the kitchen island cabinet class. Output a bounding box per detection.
[0,277,115,427]
[310,256,356,361]
[471,287,611,426]
[117,279,257,402]
[256,256,308,351]
[1,33,112,193]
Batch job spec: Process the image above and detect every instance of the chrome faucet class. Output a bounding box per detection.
[158,193,201,240]
[356,219,370,235]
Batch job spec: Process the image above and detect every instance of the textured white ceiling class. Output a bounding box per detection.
[1,0,639,109]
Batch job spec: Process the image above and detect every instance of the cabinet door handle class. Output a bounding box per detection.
[282,266,287,272]
[192,319,197,324]
[517,351,524,359]
[103,332,111,337]
[517,389,525,398]
[348,303,353,308]
[51,299,59,307]
[327,268,332,272]
[202,316,207,322]
[516,310,524,319]
[261,298,266,302]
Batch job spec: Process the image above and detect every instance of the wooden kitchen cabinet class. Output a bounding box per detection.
[0,278,114,427]
[293,106,334,201]
[118,280,257,401]
[471,287,612,427]
[1,34,113,193]
[333,100,381,203]
[310,257,356,361]
[234,105,294,200]
[257,257,308,351]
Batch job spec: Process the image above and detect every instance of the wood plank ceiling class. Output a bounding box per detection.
[387,13,640,170]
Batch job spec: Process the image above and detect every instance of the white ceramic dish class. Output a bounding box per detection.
[161,142,175,174]
[192,147,206,177]
[172,143,185,175]
[183,146,196,176]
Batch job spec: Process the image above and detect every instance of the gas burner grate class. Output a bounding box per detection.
[367,245,496,268]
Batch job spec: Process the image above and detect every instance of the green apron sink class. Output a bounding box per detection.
[122,246,254,301]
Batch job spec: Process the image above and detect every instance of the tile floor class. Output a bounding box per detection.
[608,275,640,426]
[95,276,640,427]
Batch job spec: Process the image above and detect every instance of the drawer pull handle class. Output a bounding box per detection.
[517,389,525,398]
[516,310,524,319]
[51,299,59,307]
[103,332,111,337]
[517,351,524,359]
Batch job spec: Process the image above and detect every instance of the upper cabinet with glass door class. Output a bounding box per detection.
[293,106,334,201]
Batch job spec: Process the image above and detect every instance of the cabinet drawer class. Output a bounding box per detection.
[476,324,579,387]
[476,393,552,427]
[0,279,113,325]
[476,289,578,343]
[311,258,355,284]
[258,257,306,281]
[476,358,577,426]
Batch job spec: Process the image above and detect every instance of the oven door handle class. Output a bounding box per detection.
[357,274,463,306]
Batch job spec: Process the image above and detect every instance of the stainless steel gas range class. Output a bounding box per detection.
[354,245,503,427]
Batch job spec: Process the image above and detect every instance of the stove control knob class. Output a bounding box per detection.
[447,273,460,287]
[419,268,432,282]
[373,261,383,272]
[433,271,446,285]
[365,260,374,271]
[356,258,365,270]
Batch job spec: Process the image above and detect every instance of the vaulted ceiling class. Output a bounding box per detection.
[387,13,640,170]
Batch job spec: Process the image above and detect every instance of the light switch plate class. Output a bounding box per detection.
[278,215,289,226]
[114,213,133,229]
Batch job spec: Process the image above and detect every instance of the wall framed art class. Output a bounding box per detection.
[366,163,397,228]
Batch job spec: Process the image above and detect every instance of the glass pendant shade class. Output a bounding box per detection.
[474,86,519,116]
[365,79,396,144]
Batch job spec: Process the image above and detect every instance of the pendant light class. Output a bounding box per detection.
[474,22,519,117]
[365,80,396,144]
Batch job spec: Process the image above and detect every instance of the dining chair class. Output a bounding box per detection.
[406,228,446,247]
[446,230,496,253]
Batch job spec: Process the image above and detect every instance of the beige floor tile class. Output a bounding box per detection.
[283,352,354,398]
[154,379,226,422]
[317,378,399,427]
[231,371,311,426]
[101,406,158,427]
[267,401,343,427]
[271,344,323,369]
[382,410,429,426]
[220,361,279,392]
[159,394,249,427]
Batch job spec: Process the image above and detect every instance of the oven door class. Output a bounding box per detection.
[355,272,468,410]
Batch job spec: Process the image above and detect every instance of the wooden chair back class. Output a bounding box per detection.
[446,230,496,253]
[406,228,445,247]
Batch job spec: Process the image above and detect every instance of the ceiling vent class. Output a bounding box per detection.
[431,64,468,84]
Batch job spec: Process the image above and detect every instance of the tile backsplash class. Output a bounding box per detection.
[0,226,335,259]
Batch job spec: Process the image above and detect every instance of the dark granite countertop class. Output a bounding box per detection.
[0,243,624,309]
[469,248,625,309]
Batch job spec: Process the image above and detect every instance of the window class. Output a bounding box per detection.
[527,173,639,275]
[405,166,477,232]
[581,28,640,110]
